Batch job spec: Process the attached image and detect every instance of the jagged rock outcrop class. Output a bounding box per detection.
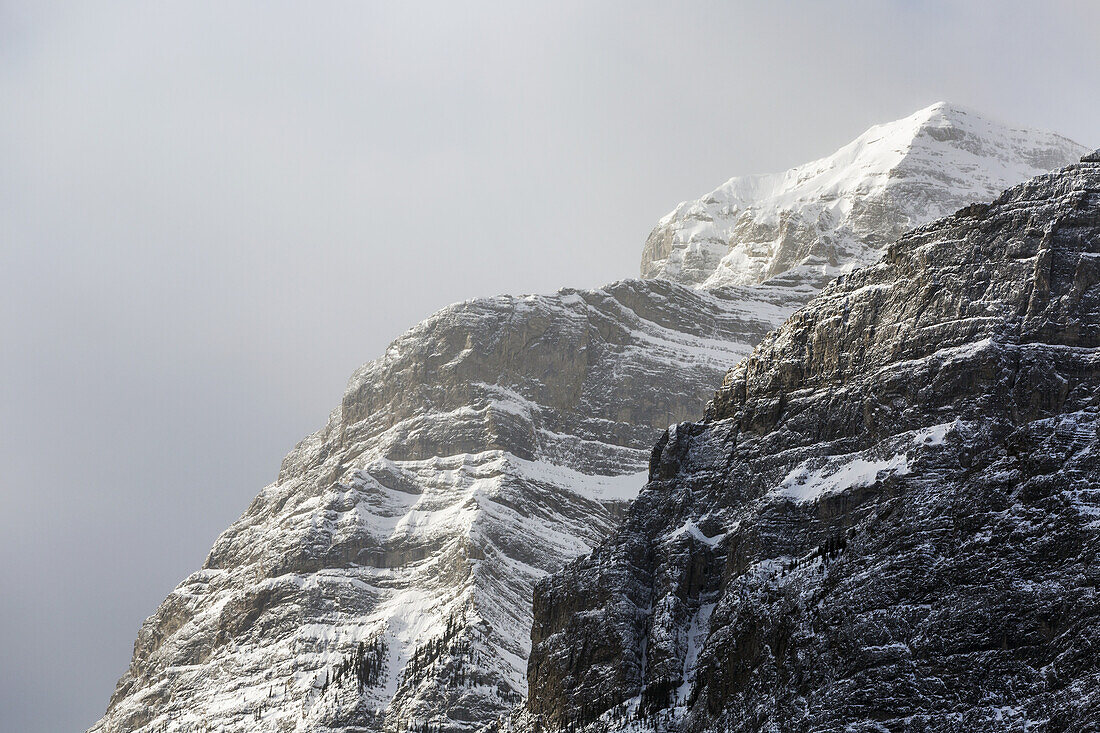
[90,107,1084,733]
[641,102,1084,290]
[526,154,1100,732]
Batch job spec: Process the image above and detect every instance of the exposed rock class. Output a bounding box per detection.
[526,158,1100,732]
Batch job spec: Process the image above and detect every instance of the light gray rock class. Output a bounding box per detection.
[89,279,799,733]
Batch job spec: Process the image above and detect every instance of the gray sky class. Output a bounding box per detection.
[1,2,1096,730]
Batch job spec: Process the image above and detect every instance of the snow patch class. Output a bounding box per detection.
[777,454,910,503]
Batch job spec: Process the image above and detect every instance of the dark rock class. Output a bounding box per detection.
[524,159,1100,732]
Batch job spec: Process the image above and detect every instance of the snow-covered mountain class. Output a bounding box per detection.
[89,106,1084,733]
[641,102,1084,290]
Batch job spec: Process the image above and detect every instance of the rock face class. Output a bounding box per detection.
[89,107,1084,733]
[526,156,1100,732]
[641,102,1084,290]
[90,279,798,733]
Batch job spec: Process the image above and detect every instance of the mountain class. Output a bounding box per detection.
[641,102,1084,290]
[89,108,1084,733]
[525,151,1100,732]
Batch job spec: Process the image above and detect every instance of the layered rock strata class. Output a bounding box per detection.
[90,279,795,733]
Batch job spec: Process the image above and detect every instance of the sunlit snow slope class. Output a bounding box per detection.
[641,102,1084,289]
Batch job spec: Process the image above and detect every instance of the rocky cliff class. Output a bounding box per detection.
[90,108,1085,733]
[526,153,1100,732]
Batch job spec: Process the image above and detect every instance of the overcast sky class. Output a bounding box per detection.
[1,2,1097,730]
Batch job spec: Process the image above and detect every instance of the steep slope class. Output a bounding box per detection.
[90,280,796,733]
[641,102,1085,290]
[91,109,1084,733]
[526,153,1100,732]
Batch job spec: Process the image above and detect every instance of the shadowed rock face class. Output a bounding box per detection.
[526,156,1100,732]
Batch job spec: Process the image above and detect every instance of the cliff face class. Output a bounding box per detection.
[527,155,1100,732]
[641,103,1085,290]
[90,279,796,733]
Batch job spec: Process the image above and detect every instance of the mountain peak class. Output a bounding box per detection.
[641,105,1086,289]
[912,99,972,120]
[896,101,990,140]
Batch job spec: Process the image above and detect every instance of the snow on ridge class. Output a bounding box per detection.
[641,103,1086,290]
